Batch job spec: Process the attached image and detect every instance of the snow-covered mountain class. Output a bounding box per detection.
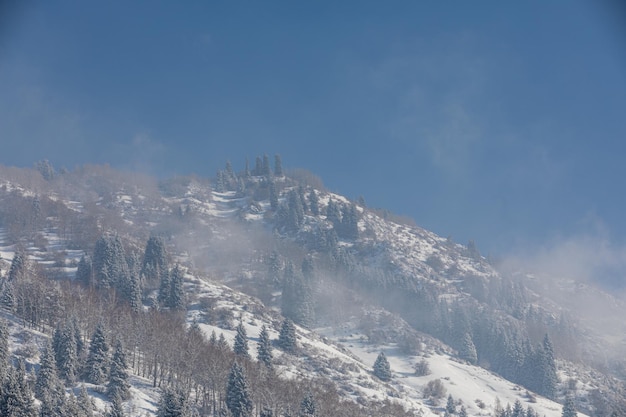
[0,161,623,416]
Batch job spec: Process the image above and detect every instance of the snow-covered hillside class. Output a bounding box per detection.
[0,164,620,416]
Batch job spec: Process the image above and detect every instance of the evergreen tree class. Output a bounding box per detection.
[0,318,9,381]
[84,322,110,384]
[537,334,558,399]
[298,186,308,213]
[260,407,273,417]
[108,340,131,401]
[561,394,577,417]
[141,236,169,286]
[262,154,271,177]
[217,333,230,351]
[75,255,94,287]
[256,325,273,369]
[1,279,15,311]
[157,386,189,417]
[267,251,283,287]
[158,268,171,307]
[125,251,143,313]
[277,319,297,353]
[77,385,95,417]
[244,158,250,178]
[373,351,392,382]
[459,333,478,365]
[92,235,129,290]
[459,406,468,417]
[233,321,250,359]
[308,190,319,216]
[209,330,218,346]
[281,262,314,327]
[254,157,263,176]
[274,154,283,176]
[0,363,37,417]
[53,320,78,383]
[35,340,61,400]
[338,203,359,240]
[105,394,126,417]
[512,400,524,417]
[299,392,316,416]
[226,362,253,417]
[325,199,341,228]
[269,181,279,211]
[8,250,27,282]
[168,265,186,310]
[446,394,456,414]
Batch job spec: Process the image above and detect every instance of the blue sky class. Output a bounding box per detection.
[1,0,625,258]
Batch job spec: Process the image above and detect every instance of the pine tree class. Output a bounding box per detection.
[459,406,468,417]
[226,362,253,417]
[158,268,171,307]
[157,385,189,417]
[53,320,78,383]
[244,158,251,178]
[299,392,316,416]
[254,157,263,176]
[277,319,297,353]
[108,340,131,401]
[512,400,525,417]
[262,154,271,177]
[233,321,250,359]
[281,262,314,327]
[85,322,110,384]
[8,250,27,282]
[106,394,126,417]
[308,190,319,216]
[257,325,273,368]
[141,236,169,286]
[77,385,95,417]
[298,186,308,213]
[561,394,577,417]
[537,334,558,399]
[1,362,38,417]
[0,318,9,382]
[260,407,273,417]
[274,154,283,176]
[1,279,15,311]
[168,265,186,310]
[92,234,129,290]
[217,333,230,351]
[125,251,143,313]
[76,255,94,287]
[269,181,279,211]
[459,333,478,365]
[373,351,392,382]
[325,199,341,228]
[446,394,456,414]
[35,340,61,399]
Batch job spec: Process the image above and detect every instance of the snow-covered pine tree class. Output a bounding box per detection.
[299,392,316,416]
[277,319,297,353]
[92,234,129,290]
[459,332,478,365]
[168,265,186,310]
[85,322,110,384]
[158,268,171,307]
[108,340,131,401]
[274,154,283,176]
[226,362,253,417]
[561,394,578,417]
[76,255,94,287]
[77,385,95,417]
[257,325,273,368]
[141,236,170,286]
[308,189,319,216]
[105,394,126,417]
[53,320,78,383]
[233,321,250,359]
[373,351,392,382]
[281,262,314,327]
[35,339,62,399]
[1,363,37,417]
[8,249,27,282]
[446,394,456,414]
[157,385,190,417]
[0,318,8,381]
